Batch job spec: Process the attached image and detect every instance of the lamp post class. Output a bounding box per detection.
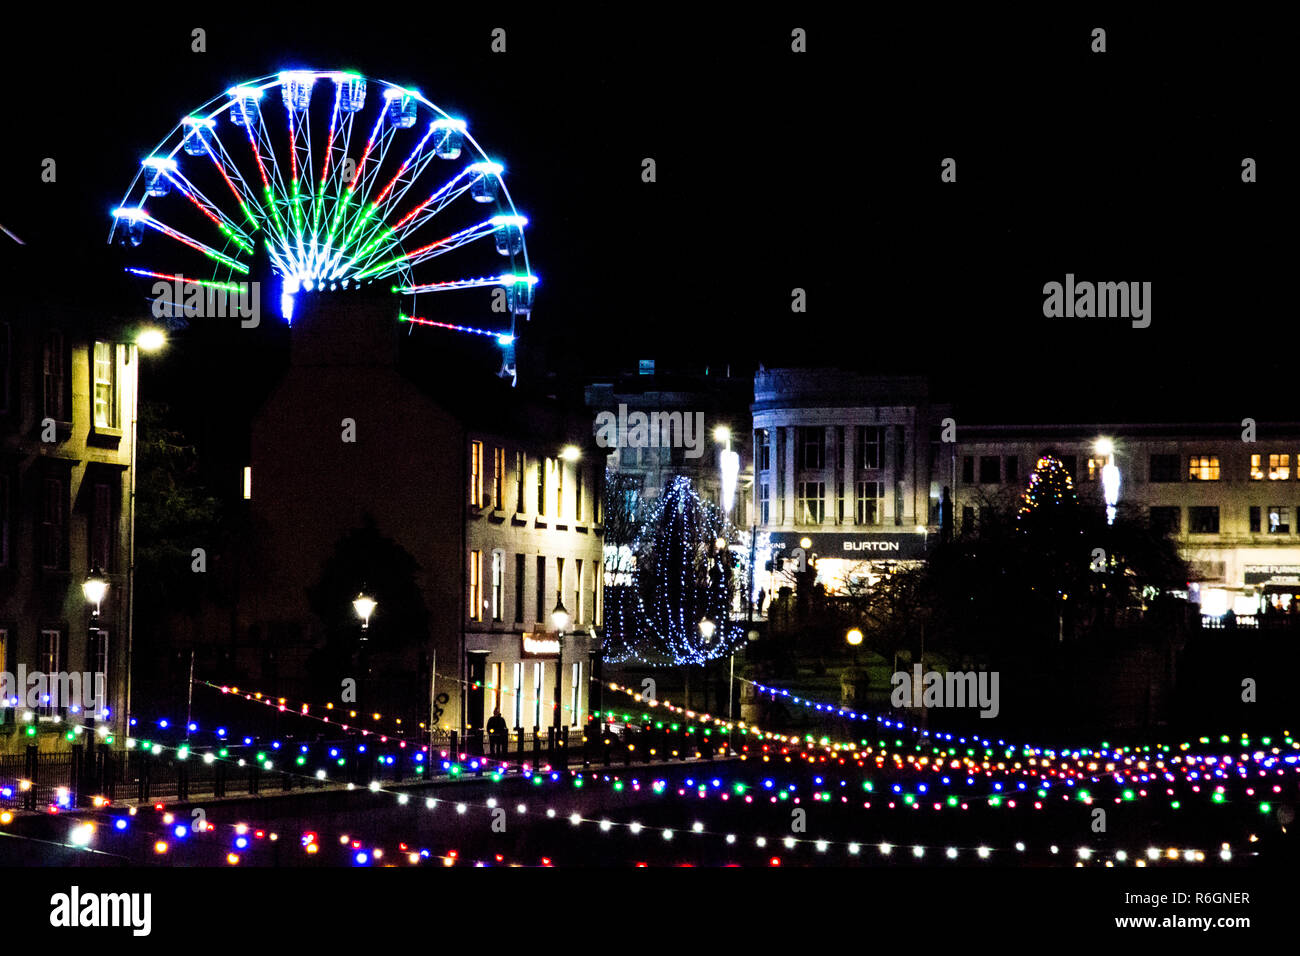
[698,618,715,713]
[846,627,863,666]
[82,569,108,734]
[551,599,569,730]
[714,426,739,522]
[353,590,376,706]
[1096,437,1120,526]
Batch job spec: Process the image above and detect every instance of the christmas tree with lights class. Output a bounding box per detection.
[1016,454,1078,530]
[635,476,740,664]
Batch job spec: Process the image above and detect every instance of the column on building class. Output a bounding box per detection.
[782,425,796,527]
[842,423,856,526]
[883,424,897,525]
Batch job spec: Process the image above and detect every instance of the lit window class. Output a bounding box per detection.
[93,342,117,428]
[493,447,505,508]
[243,466,252,499]
[1187,456,1220,481]
[470,441,483,507]
[855,481,882,525]
[1268,506,1291,534]
[469,550,483,620]
[1271,454,1290,480]
[798,481,824,524]
[491,551,504,621]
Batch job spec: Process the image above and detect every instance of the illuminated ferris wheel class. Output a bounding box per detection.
[108,69,536,377]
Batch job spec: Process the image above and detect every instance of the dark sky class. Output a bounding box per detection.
[1,11,1288,424]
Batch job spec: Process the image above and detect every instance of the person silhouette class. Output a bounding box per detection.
[487,708,508,757]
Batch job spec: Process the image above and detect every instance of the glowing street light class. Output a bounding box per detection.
[1096,438,1120,525]
[82,569,109,617]
[352,592,377,630]
[136,328,167,352]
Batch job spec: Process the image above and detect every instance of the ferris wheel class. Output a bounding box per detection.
[108,69,536,379]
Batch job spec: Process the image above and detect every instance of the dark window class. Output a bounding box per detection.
[537,458,547,515]
[857,427,883,470]
[961,506,976,534]
[43,330,70,423]
[800,427,825,469]
[1249,506,1261,533]
[756,430,770,471]
[39,476,66,569]
[979,456,1000,484]
[1004,456,1018,484]
[515,554,526,623]
[961,456,975,483]
[1150,506,1181,534]
[575,466,584,522]
[836,427,845,469]
[535,556,546,623]
[515,452,525,512]
[1188,507,1220,534]
[1149,454,1181,482]
[90,482,114,572]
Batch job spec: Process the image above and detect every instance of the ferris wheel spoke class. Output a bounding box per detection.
[202,129,265,233]
[354,217,504,280]
[153,164,256,255]
[113,208,248,274]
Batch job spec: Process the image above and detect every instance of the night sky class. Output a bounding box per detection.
[1,11,1288,424]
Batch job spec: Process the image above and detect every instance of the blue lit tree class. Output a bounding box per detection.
[635,477,741,665]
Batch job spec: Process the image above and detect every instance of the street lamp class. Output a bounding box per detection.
[136,328,166,352]
[82,569,108,617]
[552,599,569,730]
[352,592,377,631]
[1096,438,1120,525]
[698,619,715,714]
[82,569,109,727]
[845,626,863,671]
[714,426,739,518]
[353,589,376,711]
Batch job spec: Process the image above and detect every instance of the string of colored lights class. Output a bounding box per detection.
[741,676,1298,771]
[3,764,1259,868]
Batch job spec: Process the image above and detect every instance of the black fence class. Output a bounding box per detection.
[0,721,735,810]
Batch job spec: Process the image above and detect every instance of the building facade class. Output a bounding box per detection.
[0,300,137,752]
[585,364,754,526]
[749,368,1300,618]
[749,369,949,594]
[952,423,1300,618]
[237,293,602,741]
